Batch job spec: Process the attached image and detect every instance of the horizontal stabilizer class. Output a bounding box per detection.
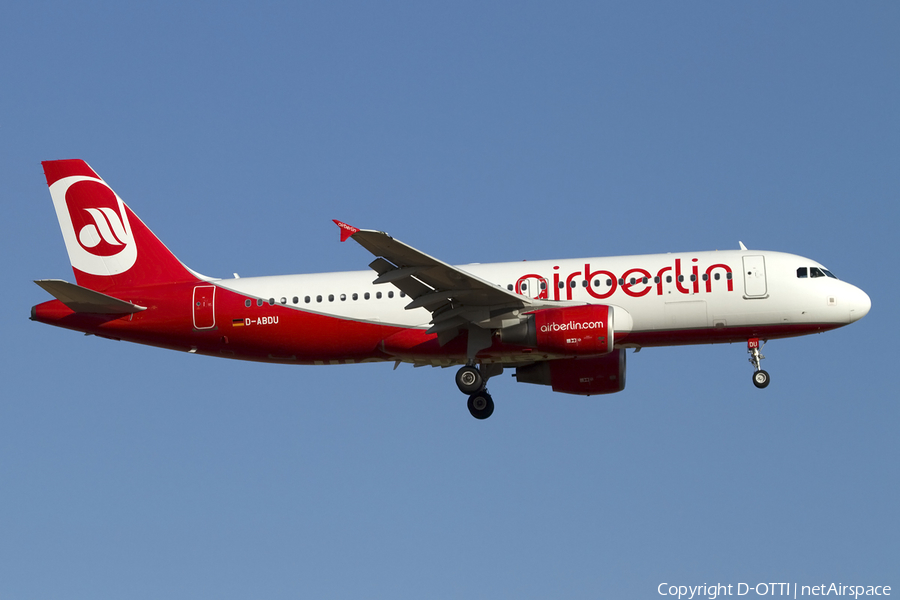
[34,279,147,314]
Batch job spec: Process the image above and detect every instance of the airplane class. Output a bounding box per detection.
[31,159,871,419]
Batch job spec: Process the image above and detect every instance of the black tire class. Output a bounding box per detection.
[467,392,494,420]
[456,365,484,394]
[752,369,770,389]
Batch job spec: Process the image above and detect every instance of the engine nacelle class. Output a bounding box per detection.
[514,350,626,396]
[500,304,613,356]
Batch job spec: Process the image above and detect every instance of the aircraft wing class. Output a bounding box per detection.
[334,220,541,348]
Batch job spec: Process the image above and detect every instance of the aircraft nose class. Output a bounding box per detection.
[848,285,871,323]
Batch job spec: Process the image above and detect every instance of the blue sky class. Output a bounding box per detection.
[2,2,897,598]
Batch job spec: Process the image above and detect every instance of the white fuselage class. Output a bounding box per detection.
[217,249,871,343]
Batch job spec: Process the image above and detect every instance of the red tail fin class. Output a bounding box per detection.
[42,160,200,292]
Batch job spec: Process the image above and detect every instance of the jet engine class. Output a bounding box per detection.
[514,350,626,395]
[499,304,614,356]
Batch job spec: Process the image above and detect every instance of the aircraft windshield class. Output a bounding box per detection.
[798,266,838,279]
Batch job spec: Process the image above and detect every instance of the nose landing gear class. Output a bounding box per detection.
[748,338,770,389]
[456,363,499,419]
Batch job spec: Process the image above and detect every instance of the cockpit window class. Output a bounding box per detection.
[800,266,839,280]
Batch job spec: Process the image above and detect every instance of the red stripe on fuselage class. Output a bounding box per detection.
[31,282,844,364]
[620,323,842,348]
[32,283,408,363]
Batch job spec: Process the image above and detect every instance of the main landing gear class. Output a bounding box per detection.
[456,364,495,420]
[748,338,770,389]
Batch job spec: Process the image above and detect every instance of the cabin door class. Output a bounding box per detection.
[742,256,768,298]
[193,285,216,329]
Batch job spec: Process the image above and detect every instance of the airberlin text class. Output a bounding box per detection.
[657,582,890,599]
[540,320,605,333]
[517,258,734,301]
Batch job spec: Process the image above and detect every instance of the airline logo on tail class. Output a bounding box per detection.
[49,175,137,276]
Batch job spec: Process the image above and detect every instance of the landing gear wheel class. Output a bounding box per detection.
[467,392,494,420]
[456,365,484,394]
[753,369,770,389]
[747,339,770,390]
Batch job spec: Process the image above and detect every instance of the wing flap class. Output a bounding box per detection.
[373,266,424,285]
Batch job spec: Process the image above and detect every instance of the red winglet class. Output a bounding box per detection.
[333,220,359,242]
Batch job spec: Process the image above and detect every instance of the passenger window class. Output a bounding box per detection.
[508,284,513,291]
[245,299,252,308]
[340,294,346,301]
[797,267,808,278]
[388,291,394,298]
[316,295,322,303]
[570,280,576,288]
[268,298,275,306]
[666,276,672,283]
[328,294,335,302]
[540,282,546,290]
[352,293,358,301]
[714,273,720,281]
[292,297,299,304]
[376,292,382,299]
[305,296,311,303]
[365,292,370,300]
[280,297,287,305]
[257,299,263,307]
